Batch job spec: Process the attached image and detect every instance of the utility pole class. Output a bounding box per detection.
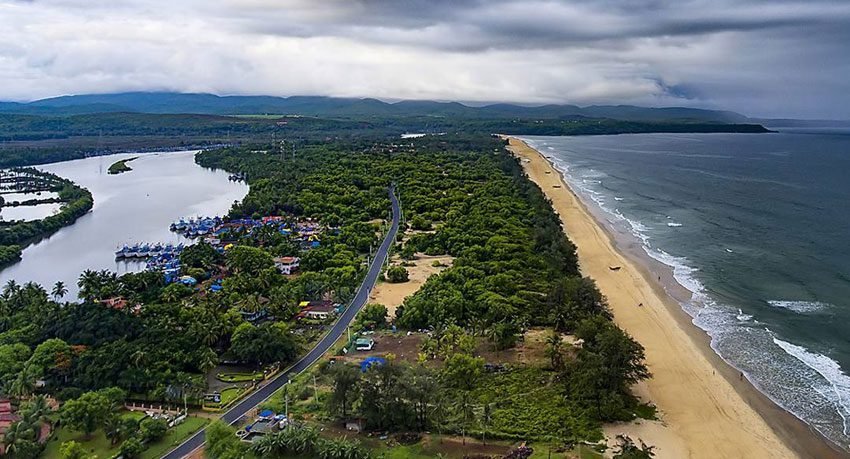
[284,381,290,418]
[313,375,319,407]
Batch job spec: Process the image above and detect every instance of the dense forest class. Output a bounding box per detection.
[0,133,650,458]
[0,111,769,168]
[198,134,651,458]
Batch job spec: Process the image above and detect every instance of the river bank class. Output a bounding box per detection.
[505,136,844,459]
[0,151,248,298]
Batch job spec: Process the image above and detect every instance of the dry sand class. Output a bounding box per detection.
[506,136,843,459]
[369,254,453,317]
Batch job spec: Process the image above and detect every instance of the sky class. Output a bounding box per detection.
[1,0,849,119]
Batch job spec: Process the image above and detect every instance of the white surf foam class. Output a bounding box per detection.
[768,300,830,314]
[773,336,850,436]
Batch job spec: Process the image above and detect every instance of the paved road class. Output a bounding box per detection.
[162,186,400,458]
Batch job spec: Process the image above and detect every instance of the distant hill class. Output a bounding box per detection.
[0,92,751,123]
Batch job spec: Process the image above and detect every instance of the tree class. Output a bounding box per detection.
[230,322,299,367]
[612,435,656,458]
[60,391,111,438]
[180,242,223,271]
[544,330,565,371]
[206,421,248,459]
[103,414,125,446]
[328,364,361,419]
[225,245,274,276]
[52,281,68,301]
[440,353,483,391]
[59,441,93,459]
[409,215,432,231]
[118,436,144,459]
[140,417,169,442]
[3,419,38,457]
[355,303,388,330]
[385,266,409,283]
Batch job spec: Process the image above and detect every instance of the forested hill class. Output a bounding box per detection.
[0,92,750,123]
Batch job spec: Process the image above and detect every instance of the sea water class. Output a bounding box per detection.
[522,129,850,452]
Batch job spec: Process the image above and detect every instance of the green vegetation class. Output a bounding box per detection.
[0,107,768,169]
[0,168,93,265]
[205,420,371,459]
[107,156,137,174]
[0,130,652,457]
[216,371,264,383]
[385,265,409,283]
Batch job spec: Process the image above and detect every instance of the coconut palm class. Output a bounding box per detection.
[3,418,37,456]
[51,281,68,301]
[77,269,100,302]
[198,347,218,375]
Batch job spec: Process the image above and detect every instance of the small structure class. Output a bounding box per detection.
[355,338,375,351]
[100,297,142,315]
[274,256,300,275]
[296,300,338,320]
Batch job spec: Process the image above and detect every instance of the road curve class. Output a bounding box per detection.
[162,185,400,458]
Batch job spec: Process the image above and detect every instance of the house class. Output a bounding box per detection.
[101,297,127,310]
[355,338,375,351]
[273,256,300,275]
[101,297,143,315]
[296,300,337,320]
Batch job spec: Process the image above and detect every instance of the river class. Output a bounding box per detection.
[0,151,248,299]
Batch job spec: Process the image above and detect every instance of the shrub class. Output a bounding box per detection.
[386,266,409,283]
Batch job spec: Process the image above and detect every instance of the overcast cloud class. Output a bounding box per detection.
[1,0,849,118]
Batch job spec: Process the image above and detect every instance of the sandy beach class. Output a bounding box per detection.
[505,136,844,459]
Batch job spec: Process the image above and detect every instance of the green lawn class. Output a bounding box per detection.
[43,411,142,459]
[42,412,208,459]
[139,416,209,459]
[217,371,264,383]
[205,386,248,409]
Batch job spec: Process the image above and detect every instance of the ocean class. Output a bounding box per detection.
[521,129,850,452]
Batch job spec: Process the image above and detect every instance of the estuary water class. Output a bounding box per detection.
[522,130,850,452]
[0,151,248,298]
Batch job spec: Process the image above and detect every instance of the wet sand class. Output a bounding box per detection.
[506,136,845,459]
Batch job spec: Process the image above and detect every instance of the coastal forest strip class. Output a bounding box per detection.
[0,134,651,459]
[0,168,93,266]
[0,111,769,168]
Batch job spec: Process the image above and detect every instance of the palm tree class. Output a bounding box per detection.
[199,347,218,375]
[544,331,564,371]
[103,414,124,445]
[3,418,37,456]
[51,281,68,301]
[23,395,50,422]
[77,269,100,302]
[2,279,19,298]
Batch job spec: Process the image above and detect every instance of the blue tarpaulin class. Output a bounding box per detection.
[360,356,386,372]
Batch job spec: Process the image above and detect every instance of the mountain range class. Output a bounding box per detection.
[0,92,753,123]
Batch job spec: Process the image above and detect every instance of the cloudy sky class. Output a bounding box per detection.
[1,0,849,119]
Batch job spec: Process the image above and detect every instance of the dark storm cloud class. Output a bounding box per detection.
[0,0,849,118]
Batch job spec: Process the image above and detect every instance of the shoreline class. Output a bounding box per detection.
[504,136,846,459]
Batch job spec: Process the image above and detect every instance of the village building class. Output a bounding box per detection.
[296,300,339,320]
[273,256,300,275]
